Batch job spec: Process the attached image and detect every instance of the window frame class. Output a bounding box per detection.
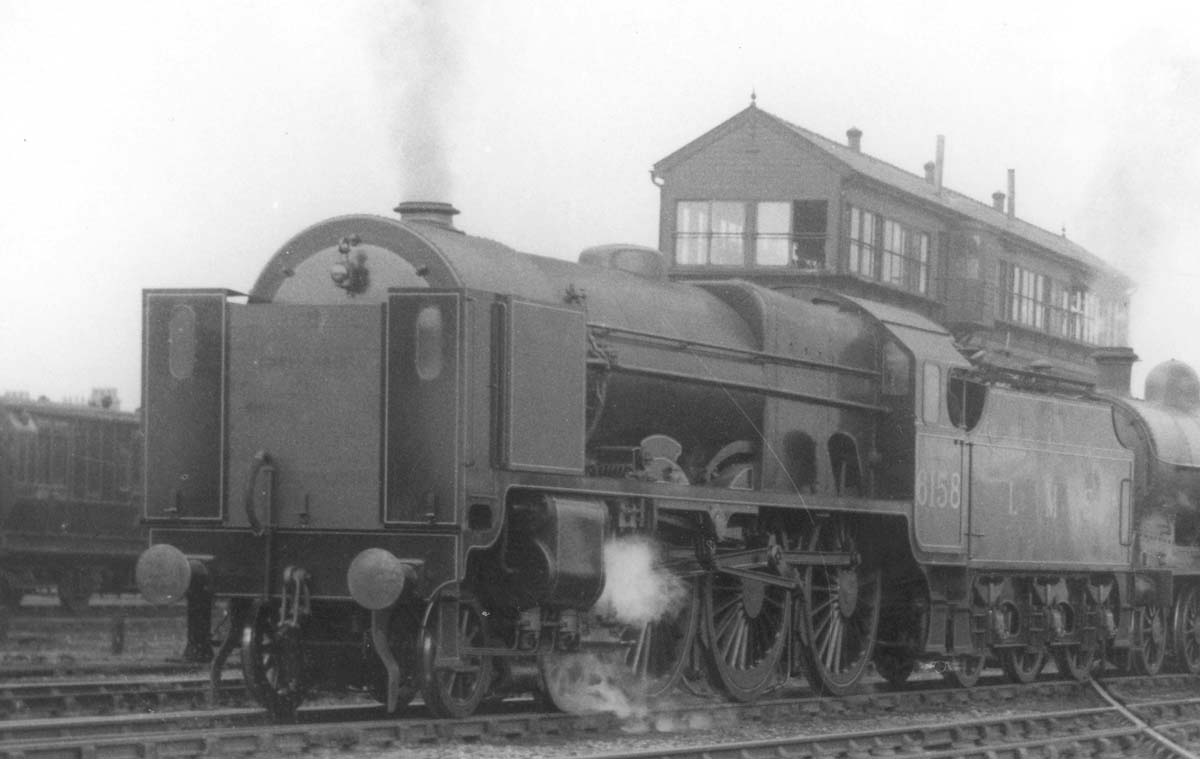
[674,200,828,269]
[997,260,1123,347]
[846,204,930,296]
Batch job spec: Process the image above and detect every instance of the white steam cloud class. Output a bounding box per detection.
[1079,33,1200,393]
[541,651,643,718]
[369,0,458,200]
[594,536,686,626]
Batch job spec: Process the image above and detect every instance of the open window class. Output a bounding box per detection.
[947,369,987,431]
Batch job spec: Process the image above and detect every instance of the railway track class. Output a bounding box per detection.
[0,673,246,718]
[5,673,1200,757]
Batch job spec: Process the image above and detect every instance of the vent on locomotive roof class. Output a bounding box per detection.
[578,244,667,280]
[1145,360,1200,410]
[394,201,461,231]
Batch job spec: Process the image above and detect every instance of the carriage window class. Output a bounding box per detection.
[922,363,941,424]
[947,370,986,430]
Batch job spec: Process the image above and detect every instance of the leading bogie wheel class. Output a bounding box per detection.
[540,578,699,712]
[624,578,700,698]
[797,518,881,696]
[421,597,492,719]
[241,599,306,719]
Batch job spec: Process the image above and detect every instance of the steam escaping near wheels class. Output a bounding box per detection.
[540,650,644,718]
[540,536,692,717]
[594,536,686,626]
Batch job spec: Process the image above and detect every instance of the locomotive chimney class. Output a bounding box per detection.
[394,201,461,231]
[924,161,936,184]
[992,191,1006,211]
[846,127,862,152]
[1093,346,1139,397]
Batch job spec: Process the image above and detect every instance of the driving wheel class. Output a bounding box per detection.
[798,518,881,695]
[701,568,789,701]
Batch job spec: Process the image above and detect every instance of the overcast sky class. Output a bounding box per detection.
[2,1,1198,408]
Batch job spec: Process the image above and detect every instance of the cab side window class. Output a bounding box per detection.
[947,370,986,430]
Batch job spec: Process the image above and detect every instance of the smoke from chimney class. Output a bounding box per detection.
[370,0,459,200]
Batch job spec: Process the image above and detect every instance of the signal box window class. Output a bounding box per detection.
[675,201,745,266]
[755,202,791,266]
[792,200,828,269]
[847,205,930,295]
[754,201,828,268]
[677,200,828,268]
[947,370,986,431]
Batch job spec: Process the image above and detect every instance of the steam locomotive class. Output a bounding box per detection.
[0,392,141,610]
[134,201,1200,718]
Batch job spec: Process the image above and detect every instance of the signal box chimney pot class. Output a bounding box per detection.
[1093,346,1139,397]
[846,127,862,152]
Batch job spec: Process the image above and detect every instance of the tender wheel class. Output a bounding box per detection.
[421,597,492,718]
[241,599,306,719]
[1000,646,1046,684]
[1051,602,1095,682]
[943,653,985,688]
[798,519,881,696]
[1053,644,1095,682]
[1129,604,1167,676]
[702,569,789,701]
[1173,586,1200,674]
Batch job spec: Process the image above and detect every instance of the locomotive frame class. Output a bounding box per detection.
[134,203,1197,718]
